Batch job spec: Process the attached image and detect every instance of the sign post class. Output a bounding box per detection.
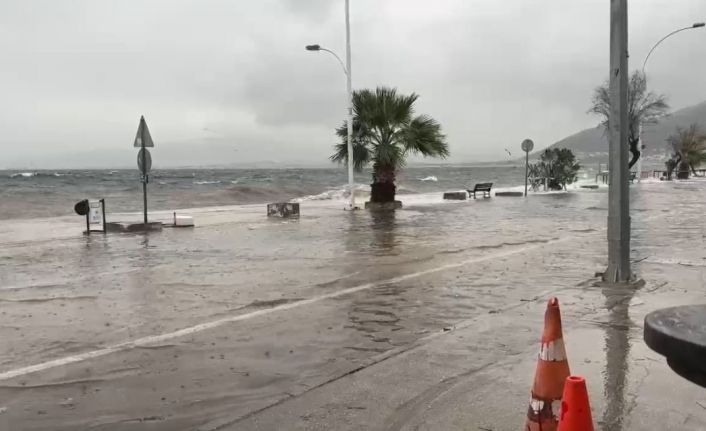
[134,116,154,225]
[521,139,534,197]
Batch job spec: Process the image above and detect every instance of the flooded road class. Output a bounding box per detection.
[0,181,704,430]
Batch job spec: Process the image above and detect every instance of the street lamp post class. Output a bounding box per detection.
[638,22,705,182]
[306,0,356,210]
[642,23,705,74]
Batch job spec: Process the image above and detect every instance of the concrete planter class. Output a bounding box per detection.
[443,192,467,200]
[495,191,523,197]
[104,222,163,233]
[267,202,300,218]
[365,201,402,211]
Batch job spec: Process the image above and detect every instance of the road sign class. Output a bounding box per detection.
[133,116,154,148]
[137,148,152,174]
[521,139,534,153]
[522,138,534,198]
[74,200,89,216]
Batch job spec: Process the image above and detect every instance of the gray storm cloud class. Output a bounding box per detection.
[0,0,705,168]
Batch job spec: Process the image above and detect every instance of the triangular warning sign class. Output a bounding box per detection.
[133,115,154,148]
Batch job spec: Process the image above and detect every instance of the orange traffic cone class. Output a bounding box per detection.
[525,298,570,431]
[558,376,594,431]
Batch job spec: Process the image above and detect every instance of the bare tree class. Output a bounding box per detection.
[589,71,669,168]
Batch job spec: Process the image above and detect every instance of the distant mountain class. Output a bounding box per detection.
[545,101,706,166]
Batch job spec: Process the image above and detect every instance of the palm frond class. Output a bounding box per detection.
[374,141,405,171]
[402,115,449,158]
[332,119,373,172]
[330,86,447,176]
[666,123,706,172]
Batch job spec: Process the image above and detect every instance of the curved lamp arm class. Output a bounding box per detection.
[305,45,348,77]
[643,23,705,74]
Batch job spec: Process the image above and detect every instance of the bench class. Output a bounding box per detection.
[467,183,493,199]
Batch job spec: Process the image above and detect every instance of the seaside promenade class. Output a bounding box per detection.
[0,180,704,430]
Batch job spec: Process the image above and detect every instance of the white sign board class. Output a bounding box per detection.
[88,200,102,225]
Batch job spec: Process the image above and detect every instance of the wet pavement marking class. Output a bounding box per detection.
[0,233,592,381]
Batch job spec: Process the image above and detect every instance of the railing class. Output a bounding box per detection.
[595,171,642,184]
[652,169,706,180]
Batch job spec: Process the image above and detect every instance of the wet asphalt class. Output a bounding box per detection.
[0,181,704,430]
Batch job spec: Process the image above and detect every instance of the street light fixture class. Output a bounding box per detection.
[636,22,705,183]
[305,0,356,210]
[642,22,705,73]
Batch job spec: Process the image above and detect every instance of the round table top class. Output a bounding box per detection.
[644,305,706,388]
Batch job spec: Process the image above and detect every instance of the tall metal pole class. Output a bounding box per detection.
[141,127,148,224]
[524,151,529,197]
[605,0,631,283]
[345,0,355,210]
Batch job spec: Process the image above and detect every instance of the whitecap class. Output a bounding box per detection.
[293,184,369,202]
[419,176,438,182]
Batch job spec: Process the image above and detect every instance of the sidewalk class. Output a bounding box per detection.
[227,209,706,430]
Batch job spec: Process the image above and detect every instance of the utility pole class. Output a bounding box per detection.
[604,0,631,283]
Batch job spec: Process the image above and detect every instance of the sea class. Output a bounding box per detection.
[0,165,604,220]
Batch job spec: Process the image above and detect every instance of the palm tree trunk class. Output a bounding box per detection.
[370,168,396,203]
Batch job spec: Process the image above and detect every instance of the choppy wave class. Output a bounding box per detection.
[9,172,68,178]
[0,166,604,220]
[293,184,370,202]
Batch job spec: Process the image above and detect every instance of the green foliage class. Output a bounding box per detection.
[588,71,669,168]
[665,123,706,179]
[528,148,581,191]
[330,87,449,178]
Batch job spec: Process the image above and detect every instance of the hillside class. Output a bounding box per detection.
[546,101,706,165]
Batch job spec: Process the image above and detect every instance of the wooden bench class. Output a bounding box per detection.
[467,183,493,199]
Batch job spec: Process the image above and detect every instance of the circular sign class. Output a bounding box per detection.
[74,200,89,216]
[137,148,152,174]
[521,139,534,153]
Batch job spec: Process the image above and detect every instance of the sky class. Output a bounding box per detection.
[1,0,705,168]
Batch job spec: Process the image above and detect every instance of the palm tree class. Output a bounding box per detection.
[589,71,669,168]
[666,124,706,179]
[331,87,449,203]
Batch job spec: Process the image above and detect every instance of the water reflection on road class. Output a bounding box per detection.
[600,283,638,431]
